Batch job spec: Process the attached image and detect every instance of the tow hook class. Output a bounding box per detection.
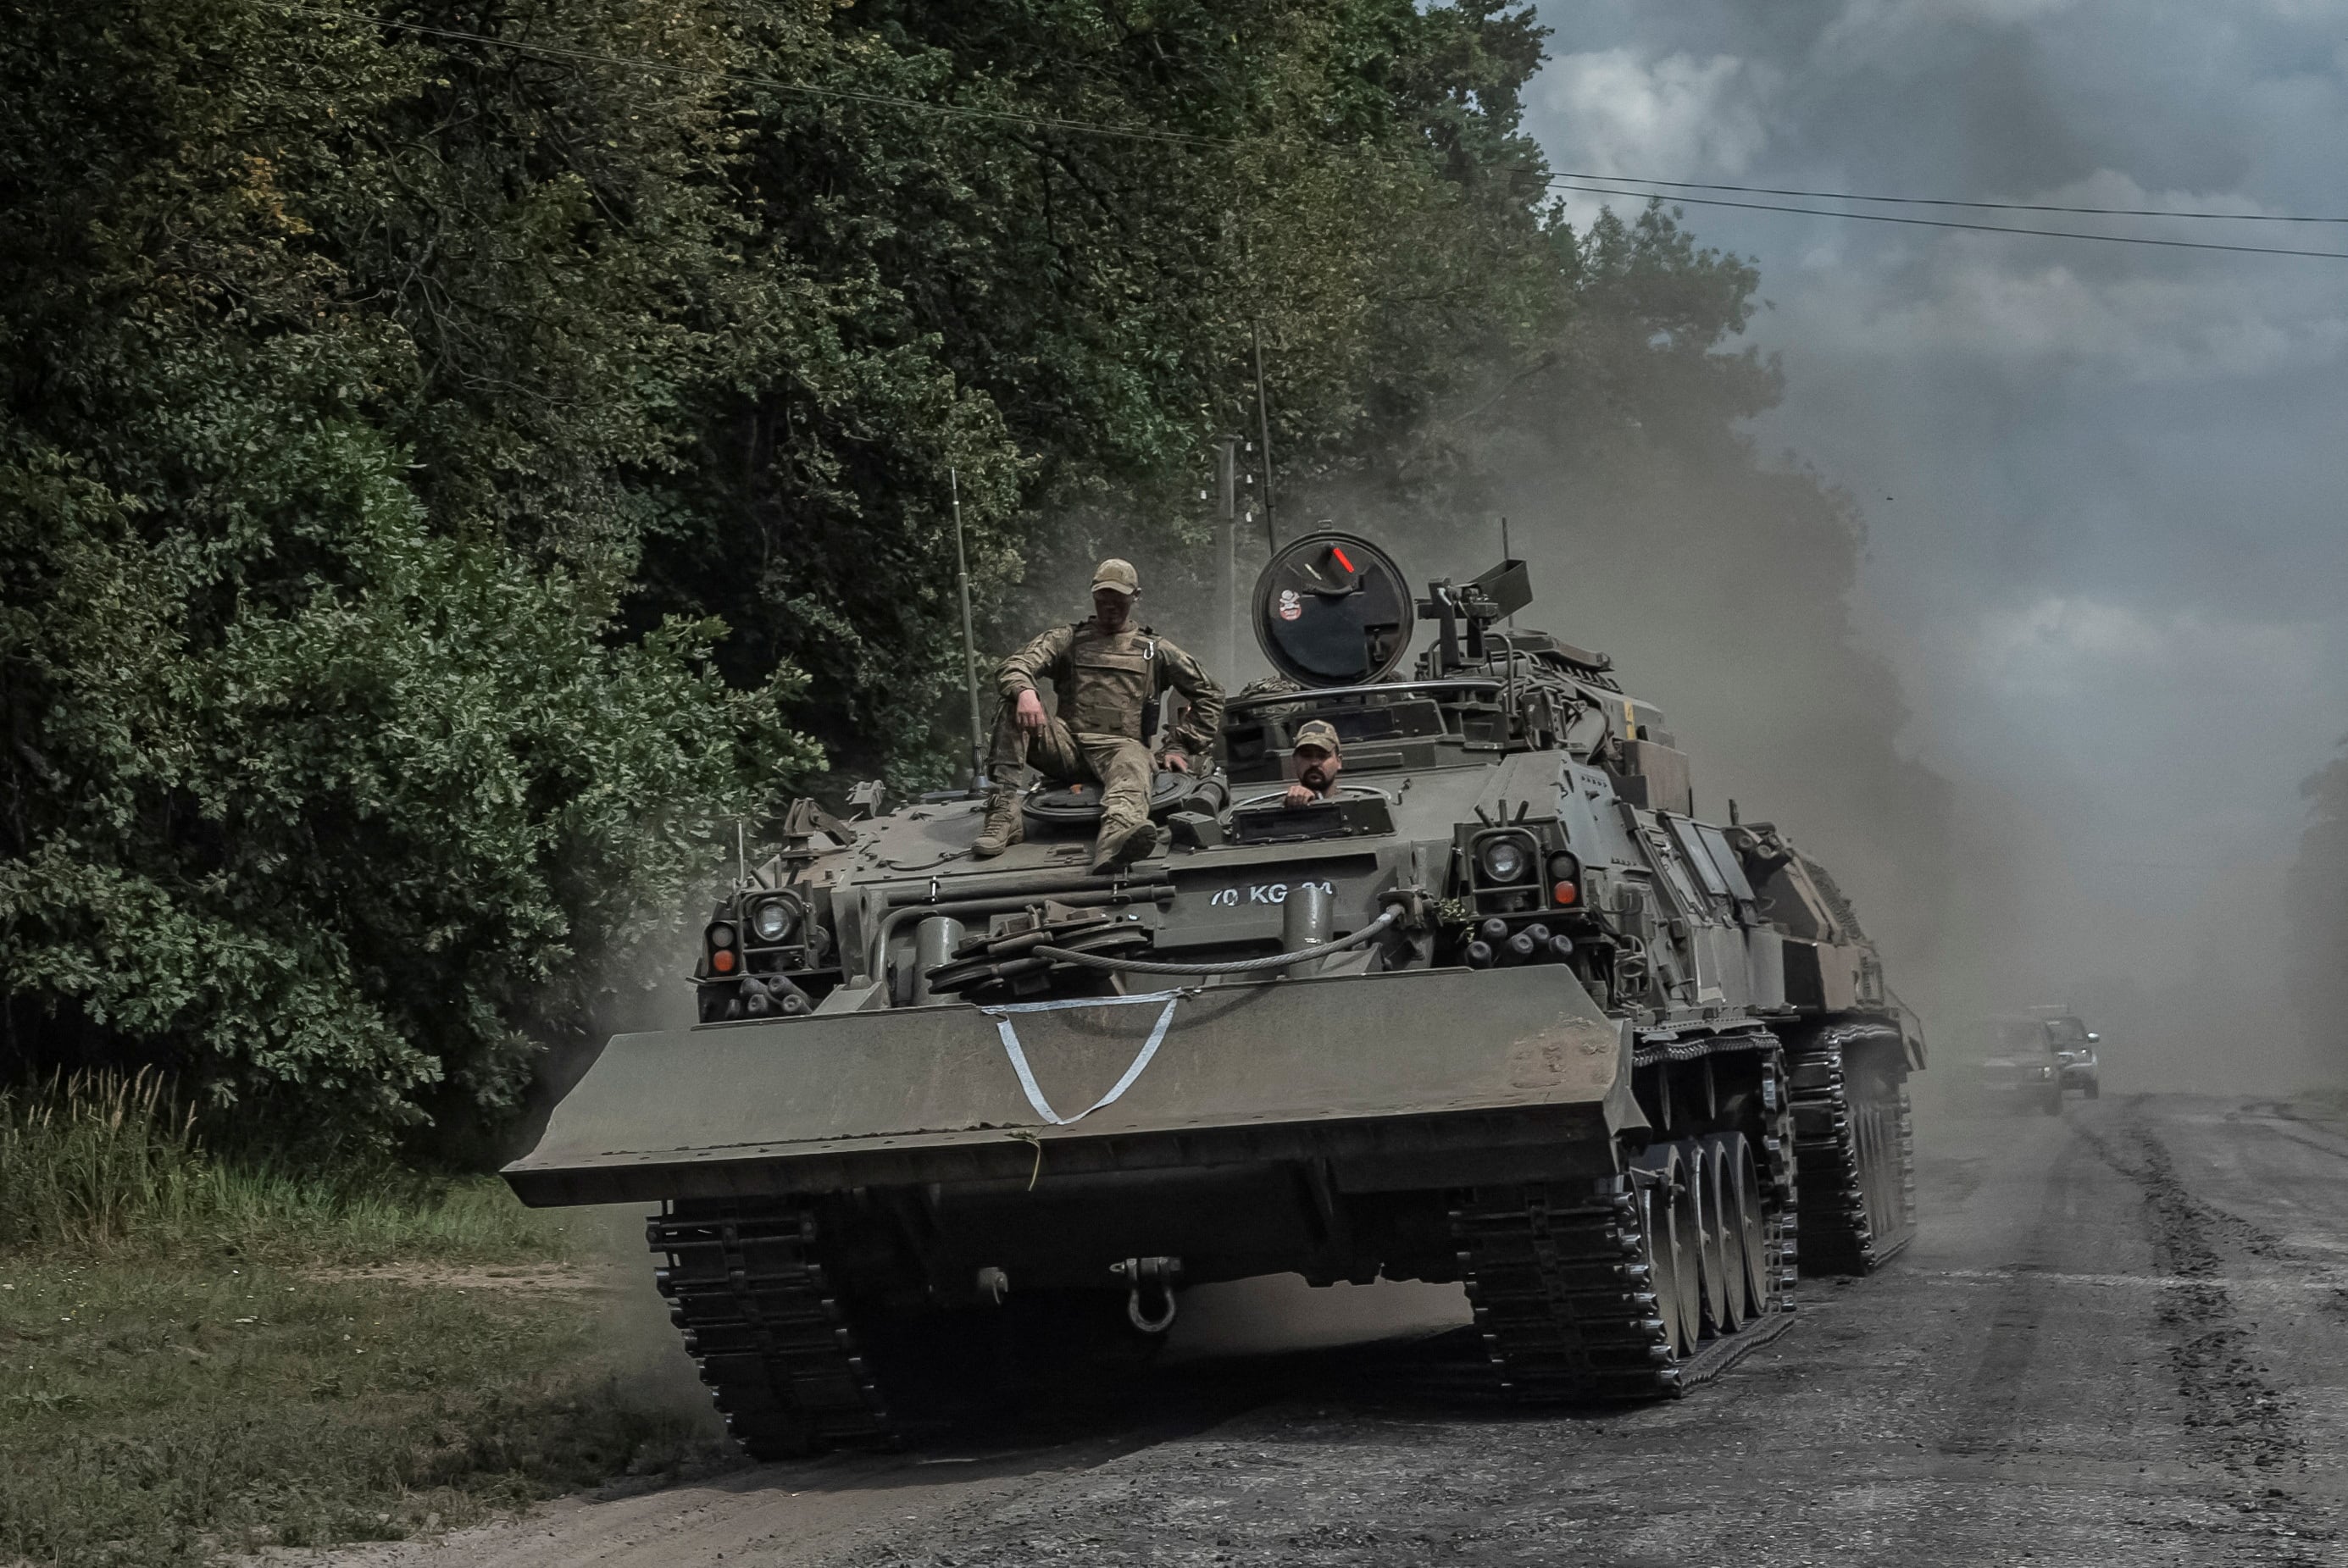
[1110,1255,1182,1333]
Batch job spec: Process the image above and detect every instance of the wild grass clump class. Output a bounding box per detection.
[0,1070,566,1263]
[0,1069,207,1251]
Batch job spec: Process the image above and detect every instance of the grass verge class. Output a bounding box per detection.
[0,1074,726,1566]
[0,1071,558,1264]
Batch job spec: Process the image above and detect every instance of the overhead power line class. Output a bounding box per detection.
[257,1,1233,149]
[1546,181,2348,261]
[1551,172,2347,225]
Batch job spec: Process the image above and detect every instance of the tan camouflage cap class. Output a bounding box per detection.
[1293,718,1341,756]
[1091,557,1140,596]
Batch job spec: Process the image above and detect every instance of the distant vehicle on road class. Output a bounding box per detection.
[1977,1009,2101,1114]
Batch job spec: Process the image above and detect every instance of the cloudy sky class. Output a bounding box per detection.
[1523,1,2348,1082]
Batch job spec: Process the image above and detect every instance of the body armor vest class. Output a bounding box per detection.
[1061,624,1157,740]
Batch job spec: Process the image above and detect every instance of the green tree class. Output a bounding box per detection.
[0,0,813,1143]
[625,0,1557,781]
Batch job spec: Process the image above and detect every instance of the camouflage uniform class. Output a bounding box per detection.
[980,573,1223,868]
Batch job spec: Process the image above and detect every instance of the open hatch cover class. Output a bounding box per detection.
[1252,532,1415,688]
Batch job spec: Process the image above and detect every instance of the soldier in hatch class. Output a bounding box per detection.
[1283,719,1344,806]
[974,558,1224,873]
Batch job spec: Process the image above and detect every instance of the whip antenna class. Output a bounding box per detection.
[1252,319,1276,548]
[951,468,985,788]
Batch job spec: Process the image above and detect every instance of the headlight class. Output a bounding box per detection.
[750,898,797,943]
[1478,836,1531,884]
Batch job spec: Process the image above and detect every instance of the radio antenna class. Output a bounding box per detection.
[950,468,986,788]
[1213,435,1240,680]
[1252,319,1276,549]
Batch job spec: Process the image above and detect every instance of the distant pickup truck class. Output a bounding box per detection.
[1975,1010,2102,1114]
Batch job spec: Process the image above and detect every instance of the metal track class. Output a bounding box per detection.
[1757,1045,1805,1303]
[1452,1029,1801,1404]
[1787,1022,1917,1275]
[1454,1032,1801,1404]
[647,1198,898,1459]
[1452,1176,1679,1399]
[1452,1166,1801,1402]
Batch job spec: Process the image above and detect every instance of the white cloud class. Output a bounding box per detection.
[1537,50,1780,179]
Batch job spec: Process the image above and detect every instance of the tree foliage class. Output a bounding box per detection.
[0,0,811,1141]
[628,0,1560,777]
[1,0,1943,1144]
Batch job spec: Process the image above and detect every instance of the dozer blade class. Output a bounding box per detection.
[502,965,1638,1206]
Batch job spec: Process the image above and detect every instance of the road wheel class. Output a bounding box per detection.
[1704,1133,1753,1334]
[1690,1138,1732,1338]
[2083,1076,2101,1100]
[1729,1132,1770,1323]
[2040,1083,2064,1116]
[1635,1146,1700,1359]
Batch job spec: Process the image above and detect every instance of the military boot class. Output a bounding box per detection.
[972,790,1024,859]
[1090,815,1163,877]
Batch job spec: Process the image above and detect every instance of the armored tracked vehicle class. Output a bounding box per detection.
[503,533,1924,1454]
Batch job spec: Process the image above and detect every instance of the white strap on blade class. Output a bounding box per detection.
[980,989,1186,1127]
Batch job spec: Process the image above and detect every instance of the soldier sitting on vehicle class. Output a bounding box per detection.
[974,558,1224,874]
[1282,719,1343,807]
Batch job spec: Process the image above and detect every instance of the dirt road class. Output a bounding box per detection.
[320,1094,2348,1566]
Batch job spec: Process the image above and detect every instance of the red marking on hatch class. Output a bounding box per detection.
[1330,546,1356,573]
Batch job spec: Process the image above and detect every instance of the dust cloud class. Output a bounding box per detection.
[508,928,725,1435]
[2289,747,2348,1077]
[1304,424,2317,1095]
[1489,463,2323,1099]
[575,1203,729,1438]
